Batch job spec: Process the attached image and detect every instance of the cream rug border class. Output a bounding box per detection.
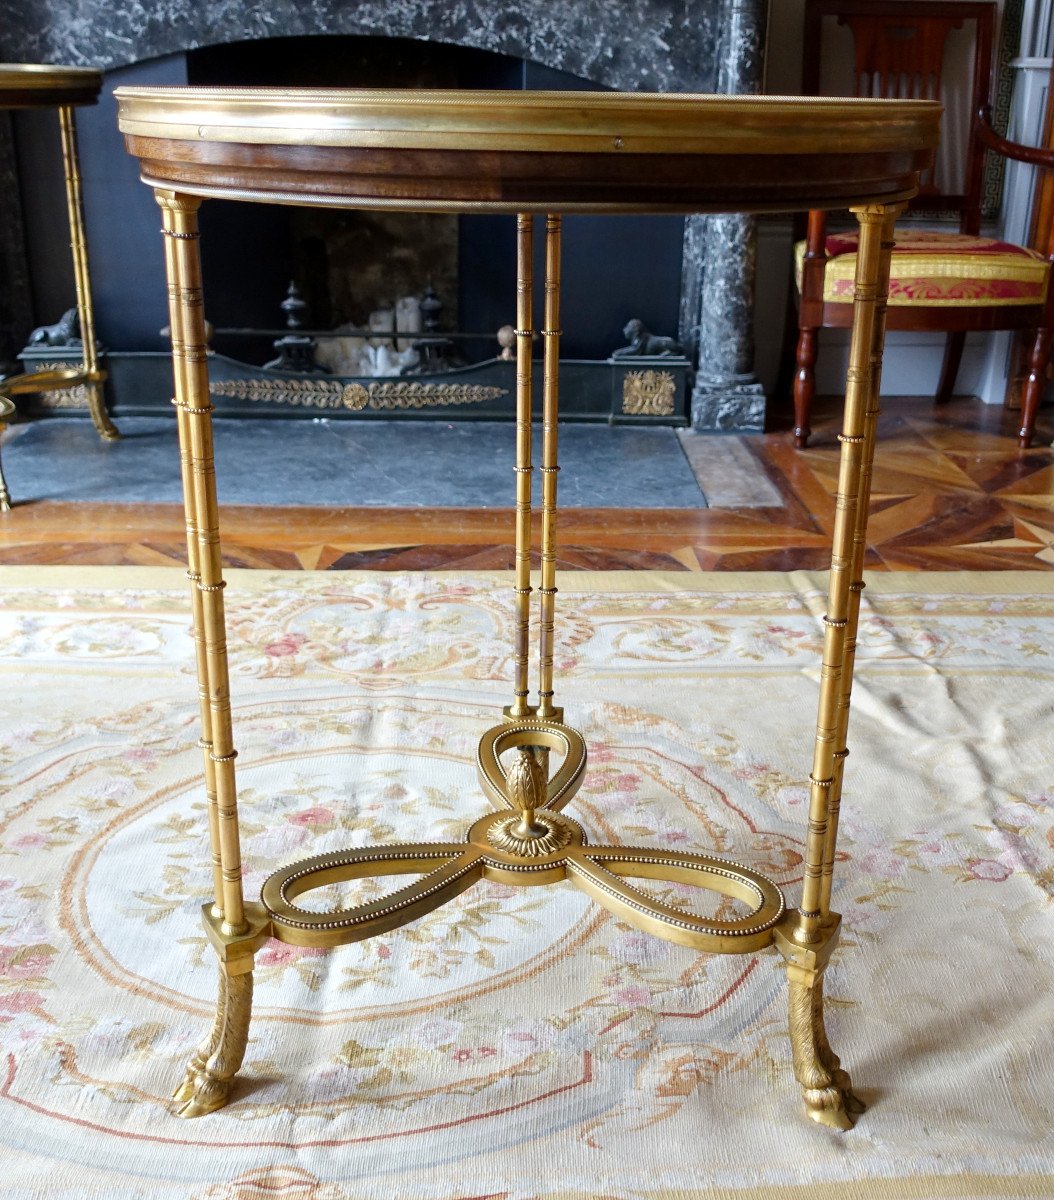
[2,564,1052,597]
[548,1178,1054,1200]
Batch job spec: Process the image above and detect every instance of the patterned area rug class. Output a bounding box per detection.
[1,566,1053,1200]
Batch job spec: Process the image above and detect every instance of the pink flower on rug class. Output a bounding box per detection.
[610,932,655,965]
[916,838,957,866]
[124,747,156,762]
[993,802,1037,829]
[613,984,653,1008]
[503,1021,556,1055]
[482,882,517,900]
[0,991,45,1013]
[0,944,56,979]
[264,633,307,658]
[777,785,808,809]
[412,1017,462,1049]
[963,858,1013,883]
[11,833,47,851]
[859,847,906,880]
[287,806,334,827]
[257,944,326,968]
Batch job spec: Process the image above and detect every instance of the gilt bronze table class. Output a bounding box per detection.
[116,87,940,1130]
[0,64,119,510]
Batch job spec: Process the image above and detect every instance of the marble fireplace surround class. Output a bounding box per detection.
[0,0,769,430]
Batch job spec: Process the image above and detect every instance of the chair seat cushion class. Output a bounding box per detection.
[794,229,1050,306]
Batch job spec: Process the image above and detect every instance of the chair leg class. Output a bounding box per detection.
[793,326,818,448]
[1019,324,1052,448]
[935,332,965,403]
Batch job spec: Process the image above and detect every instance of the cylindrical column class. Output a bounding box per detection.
[156,189,247,937]
[536,215,562,720]
[795,205,891,943]
[58,105,117,440]
[509,214,535,719]
[158,191,225,919]
[817,203,901,917]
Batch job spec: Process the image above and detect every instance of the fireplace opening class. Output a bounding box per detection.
[184,35,686,371]
[12,33,690,421]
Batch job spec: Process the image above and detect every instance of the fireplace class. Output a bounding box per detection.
[0,0,769,430]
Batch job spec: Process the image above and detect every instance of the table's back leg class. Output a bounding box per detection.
[156,189,255,1118]
[776,202,899,1130]
[508,214,535,720]
[536,214,562,721]
[58,104,118,442]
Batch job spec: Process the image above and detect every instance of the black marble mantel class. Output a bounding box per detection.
[0,0,768,428]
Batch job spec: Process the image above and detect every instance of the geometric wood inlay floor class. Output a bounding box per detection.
[2,394,1053,571]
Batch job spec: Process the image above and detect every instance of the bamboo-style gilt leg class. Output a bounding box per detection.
[787,975,864,1130]
[783,203,900,1130]
[58,104,119,443]
[173,970,253,1118]
[158,187,255,1117]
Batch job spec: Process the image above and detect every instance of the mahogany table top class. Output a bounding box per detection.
[0,64,102,108]
[116,87,941,215]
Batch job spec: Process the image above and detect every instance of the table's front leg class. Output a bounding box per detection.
[156,190,260,1118]
[776,202,900,1130]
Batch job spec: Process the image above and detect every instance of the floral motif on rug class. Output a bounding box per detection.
[1,569,1053,1199]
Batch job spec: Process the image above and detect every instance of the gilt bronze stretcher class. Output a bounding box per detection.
[0,64,120,510]
[116,86,941,1130]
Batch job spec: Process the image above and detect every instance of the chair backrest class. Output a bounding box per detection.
[801,0,996,233]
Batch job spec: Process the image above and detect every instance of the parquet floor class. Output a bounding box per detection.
[2,394,1053,571]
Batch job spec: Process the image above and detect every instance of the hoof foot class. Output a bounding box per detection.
[803,1082,863,1130]
[173,1075,232,1118]
[172,1074,198,1104]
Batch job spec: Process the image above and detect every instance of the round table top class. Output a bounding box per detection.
[116,86,941,215]
[0,64,102,108]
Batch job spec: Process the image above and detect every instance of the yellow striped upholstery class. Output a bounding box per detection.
[794,229,1050,307]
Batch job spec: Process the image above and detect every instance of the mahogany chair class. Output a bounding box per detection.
[791,0,1054,448]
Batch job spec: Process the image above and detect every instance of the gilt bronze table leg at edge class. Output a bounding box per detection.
[775,202,901,1131]
[156,190,259,1119]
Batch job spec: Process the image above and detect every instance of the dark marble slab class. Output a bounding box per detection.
[0,416,707,509]
[0,1,720,93]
